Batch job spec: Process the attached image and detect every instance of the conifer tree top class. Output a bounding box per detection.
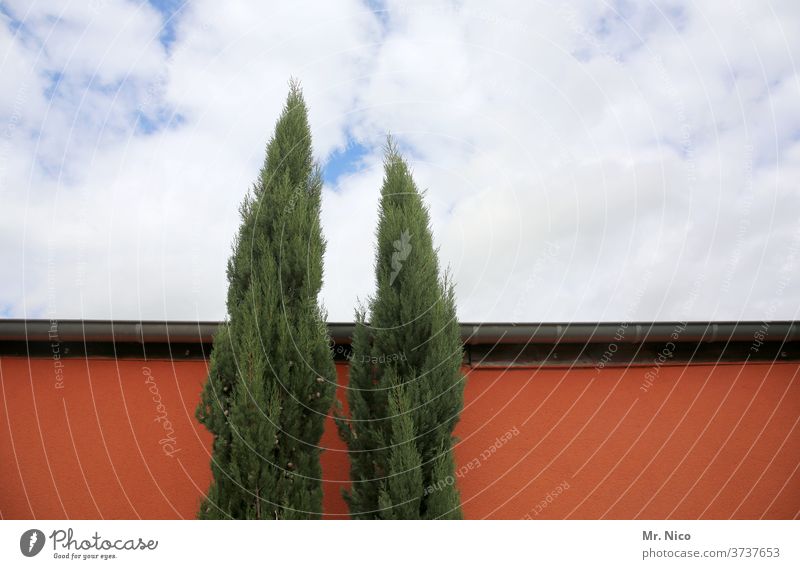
[261,79,315,192]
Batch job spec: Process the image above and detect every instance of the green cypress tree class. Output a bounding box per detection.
[196,81,336,519]
[337,140,465,519]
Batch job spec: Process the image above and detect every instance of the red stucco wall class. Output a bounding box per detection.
[1,356,797,519]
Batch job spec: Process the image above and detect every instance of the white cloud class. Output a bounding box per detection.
[1,0,798,322]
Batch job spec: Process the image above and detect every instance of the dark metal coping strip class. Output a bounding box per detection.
[0,320,797,345]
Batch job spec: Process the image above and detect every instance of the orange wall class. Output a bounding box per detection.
[0,356,798,519]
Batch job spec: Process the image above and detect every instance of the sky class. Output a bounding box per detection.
[1,0,799,323]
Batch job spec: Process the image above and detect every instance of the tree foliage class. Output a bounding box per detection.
[337,141,464,519]
[196,81,336,519]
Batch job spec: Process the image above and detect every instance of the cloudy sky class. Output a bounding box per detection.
[1,0,799,323]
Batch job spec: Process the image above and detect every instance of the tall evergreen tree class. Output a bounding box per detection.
[196,81,336,519]
[337,140,464,519]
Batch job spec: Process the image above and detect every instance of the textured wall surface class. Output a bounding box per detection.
[1,357,797,519]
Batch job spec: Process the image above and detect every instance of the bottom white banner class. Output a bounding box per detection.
[1,520,797,568]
